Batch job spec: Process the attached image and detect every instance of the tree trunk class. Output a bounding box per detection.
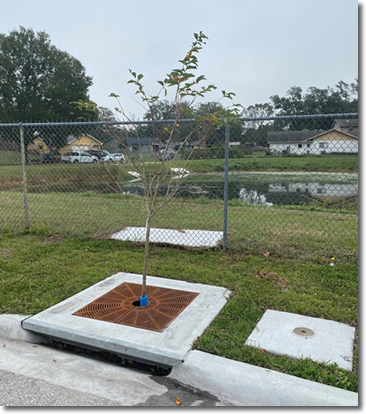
[141,215,152,298]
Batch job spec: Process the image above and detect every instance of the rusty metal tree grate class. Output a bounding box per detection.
[73,282,199,332]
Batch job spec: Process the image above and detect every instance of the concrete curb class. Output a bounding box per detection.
[0,314,358,406]
[171,350,358,406]
[0,314,51,344]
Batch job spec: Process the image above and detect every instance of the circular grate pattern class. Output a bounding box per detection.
[73,282,199,332]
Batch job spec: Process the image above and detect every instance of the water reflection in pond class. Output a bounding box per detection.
[123,179,358,206]
[27,173,358,207]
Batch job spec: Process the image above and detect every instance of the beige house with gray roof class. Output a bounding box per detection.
[268,119,358,155]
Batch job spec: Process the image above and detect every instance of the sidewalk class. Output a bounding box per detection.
[0,314,358,407]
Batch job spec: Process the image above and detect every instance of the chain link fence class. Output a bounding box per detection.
[0,114,358,262]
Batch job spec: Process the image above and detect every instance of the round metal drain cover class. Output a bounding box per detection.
[293,327,315,338]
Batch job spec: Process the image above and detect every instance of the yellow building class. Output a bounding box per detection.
[27,137,50,155]
[59,134,103,155]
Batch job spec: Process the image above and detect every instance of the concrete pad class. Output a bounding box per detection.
[22,272,231,368]
[111,227,223,248]
[245,310,355,371]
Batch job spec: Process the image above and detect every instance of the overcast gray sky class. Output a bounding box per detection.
[0,0,359,120]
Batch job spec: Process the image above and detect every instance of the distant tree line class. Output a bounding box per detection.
[0,27,96,150]
[137,79,358,148]
[239,80,358,147]
[0,27,358,151]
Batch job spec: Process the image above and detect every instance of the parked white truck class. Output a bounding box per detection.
[61,151,98,163]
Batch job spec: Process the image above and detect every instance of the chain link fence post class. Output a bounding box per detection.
[222,125,230,249]
[19,124,30,230]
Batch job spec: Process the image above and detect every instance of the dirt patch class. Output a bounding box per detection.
[0,249,12,256]
[43,234,65,244]
[256,270,288,288]
[0,180,23,191]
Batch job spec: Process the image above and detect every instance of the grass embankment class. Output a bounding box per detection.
[0,152,358,391]
[0,191,358,263]
[0,231,358,392]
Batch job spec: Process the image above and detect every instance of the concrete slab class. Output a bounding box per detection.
[245,309,355,371]
[22,272,231,368]
[111,227,223,248]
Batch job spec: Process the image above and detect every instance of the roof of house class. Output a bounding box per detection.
[333,119,358,138]
[67,134,103,145]
[127,137,157,146]
[268,130,326,143]
[103,136,156,146]
[268,126,358,143]
[30,137,46,143]
[333,118,358,128]
[67,135,76,144]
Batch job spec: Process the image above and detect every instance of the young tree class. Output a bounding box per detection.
[82,32,242,305]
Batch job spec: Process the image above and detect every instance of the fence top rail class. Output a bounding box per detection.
[0,113,358,128]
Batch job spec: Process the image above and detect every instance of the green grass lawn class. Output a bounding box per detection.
[0,151,358,392]
[0,231,358,392]
[0,190,358,263]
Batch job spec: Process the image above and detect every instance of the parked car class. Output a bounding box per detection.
[86,149,111,159]
[41,154,59,164]
[159,148,175,161]
[101,153,125,163]
[61,151,98,163]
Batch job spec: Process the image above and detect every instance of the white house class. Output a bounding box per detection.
[268,119,358,155]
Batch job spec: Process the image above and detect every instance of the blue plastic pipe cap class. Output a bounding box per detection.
[140,295,148,307]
